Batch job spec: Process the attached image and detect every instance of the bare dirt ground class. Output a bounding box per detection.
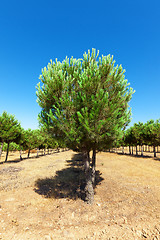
[0,149,160,240]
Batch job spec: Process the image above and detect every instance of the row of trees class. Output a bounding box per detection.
[122,120,160,157]
[0,111,58,162]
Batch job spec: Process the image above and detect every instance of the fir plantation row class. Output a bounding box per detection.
[0,49,159,203]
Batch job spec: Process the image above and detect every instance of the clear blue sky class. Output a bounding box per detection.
[0,0,160,129]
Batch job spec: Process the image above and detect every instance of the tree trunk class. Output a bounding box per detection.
[48,148,49,154]
[5,143,10,162]
[153,145,156,157]
[28,149,30,158]
[132,146,133,155]
[87,151,90,165]
[37,148,39,158]
[136,145,138,156]
[0,142,3,158]
[91,149,96,186]
[44,148,46,155]
[129,146,131,155]
[84,151,94,204]
[84,151,90,172]
[20,148,23,160]
[122,146,124,154]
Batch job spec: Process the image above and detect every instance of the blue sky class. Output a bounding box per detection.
[0,0,160,129]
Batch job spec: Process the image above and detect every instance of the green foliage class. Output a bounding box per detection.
[144,119,160,146]
[22,129,42,150]
[36,49,134,152]
[131,122,146,145]
[2,142,20,151]
[0,111,22,144]
[0,111,22,161]
[38,128,57,150]
[124,127,134,146]
[124,119,160,148]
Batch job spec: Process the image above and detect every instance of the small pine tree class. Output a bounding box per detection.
[0,111,22,162]
[144,120,160,157]
[131,122,146,156]
[22,129,41,158]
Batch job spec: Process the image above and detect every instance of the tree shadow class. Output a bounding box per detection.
[112,152,160,161]
[117,152,153,158]
[0,149,61,164]
[34,153,104,201]
[0,155,38,164]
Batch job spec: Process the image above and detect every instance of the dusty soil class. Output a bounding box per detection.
[0,150,160,239]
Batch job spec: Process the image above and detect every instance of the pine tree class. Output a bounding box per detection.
[0,138,3,158]
[38,128,57,155]
[144,120,160,157]
[131,122,146,156]
[0,111,22,162]
[22,129,42,158]
[124,128,133,155]
[36,49,134,203]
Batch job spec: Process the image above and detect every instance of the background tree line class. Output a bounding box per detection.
[111,120,160,157]
[0,111,60,162]
[1,111,159,160]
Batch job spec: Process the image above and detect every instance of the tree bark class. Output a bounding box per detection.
[153,145,156,157]
[0,142,3,158]
[84,151,94,204]
[132,146,133,155]
[5,143,10,162]
[37,148,39,158]
[84,151,90,172]
[136,145,138,156]
[20,148,23,160]
[28,149,30,158]
[122,146,124,154]
[87,151,90,165]
[129,145,131,155]
[91,149,96,186]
